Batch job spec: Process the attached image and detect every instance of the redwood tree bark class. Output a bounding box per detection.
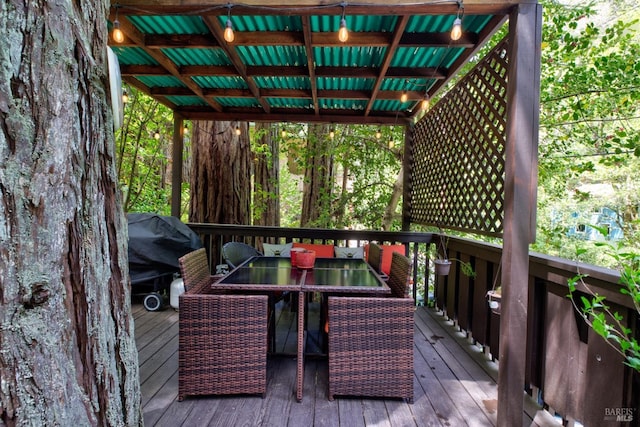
[301,124,334,227]
[0,1,140,426]
[189,120,251,224]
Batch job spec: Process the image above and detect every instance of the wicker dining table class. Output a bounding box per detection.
[213,256,390,402]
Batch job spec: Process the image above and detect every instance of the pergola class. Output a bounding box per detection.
[108,1,542,424]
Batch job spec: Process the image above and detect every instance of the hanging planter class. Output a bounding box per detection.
[486,289,502,315]
[434,259,452,275]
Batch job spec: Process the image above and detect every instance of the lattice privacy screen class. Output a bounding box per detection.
[409,39,509,237]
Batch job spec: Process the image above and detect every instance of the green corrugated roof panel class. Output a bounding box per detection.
[111,47,158,66]
[405,15,455,33]
[215,97,261,108]
[267,98,313,109]
[313,46,387,67]
[403,14,493,34]
[317,77,374,91]
[192,76,249,89]
[458,15,495,34]
[371,99,406,112]
[379,78,430,92]
[165,96,209,107]
[319,98,367,110]
[391,46,465,69]
[137,76,186,88]
[236,46,307,66]
[161,48,231,66]
[222,15,303,31]
[254,76,310,90]
[310,15,398,32]
[128,15,209,34]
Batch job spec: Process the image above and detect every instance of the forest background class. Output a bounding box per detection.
[116,0,640,269]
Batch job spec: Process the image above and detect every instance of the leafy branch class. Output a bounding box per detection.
[566,232,640,372]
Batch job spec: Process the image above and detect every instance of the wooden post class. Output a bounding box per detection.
[499,3,542,426]
[402,124,412,231]
[171,115,184,217]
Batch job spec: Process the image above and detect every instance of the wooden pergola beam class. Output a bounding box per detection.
[113,1,524,16]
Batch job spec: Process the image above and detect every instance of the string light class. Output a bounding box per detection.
[451,1,464,41]
[235,125,241,135]
[338,3,348,43]
[183,123,189,134]
[388,137,394,149]
[112,7,125,43]
[281,129,287,138]
[421,95,430,111]
[376,128,381,139]
[329,128,335,139]
[400,91,408,103]
[122,90,129,104]
[153,130,160,140]
[224,5,235,43]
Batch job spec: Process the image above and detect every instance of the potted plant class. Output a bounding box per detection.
[486,286,502,315]
[433,233,475,278]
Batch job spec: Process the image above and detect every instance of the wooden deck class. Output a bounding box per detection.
[134,299,554,427]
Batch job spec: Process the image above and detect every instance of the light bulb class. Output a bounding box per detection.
[388,138,394,149]
[421,97,430,111]
[122,91,129,104]
[329,129,335,139]
[376,129,381,139]
[154,130,160,140]
[235,125,241,136]
[338,18,348,43]
[451,17,462,41]
[281,129,287,138]
[224,20,235,43]
[183,125,189,134]
[112,20,125,43]
[400,91,408,103]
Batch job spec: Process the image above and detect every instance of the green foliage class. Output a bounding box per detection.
[277,123,404,230]
[567,239,640,372]
[533,0,640,264]
[115,85,179,216]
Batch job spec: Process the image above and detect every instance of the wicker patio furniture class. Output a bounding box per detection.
[366,242,384,276]
[328,251,414,402]
[177,248,268,400]
[222,241,263,269]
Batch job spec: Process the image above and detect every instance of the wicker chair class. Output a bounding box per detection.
[177,248,268,400]
[328,251,414,402]
[222,241,263,269]
[386,251,412,298]
[367,242,385,278]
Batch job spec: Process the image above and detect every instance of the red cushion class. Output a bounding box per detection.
[380,244,406,275]
[292,243,335,258]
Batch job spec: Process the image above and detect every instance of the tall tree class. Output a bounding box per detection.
[0,1,140,426]
[301,124,335,227]
[253,122,280,227]
[189,120,251,224]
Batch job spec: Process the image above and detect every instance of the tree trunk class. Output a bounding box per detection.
[301,124,334,227]
[382,167,404,230]
[189,120,251,225]
[253,122,280,227]
[0,2,141,426]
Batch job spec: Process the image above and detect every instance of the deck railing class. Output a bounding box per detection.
[439,235,639,426]
[185,224,639,425]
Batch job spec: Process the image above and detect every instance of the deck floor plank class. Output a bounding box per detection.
[413,311,496,426]
[133,303,536,426]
